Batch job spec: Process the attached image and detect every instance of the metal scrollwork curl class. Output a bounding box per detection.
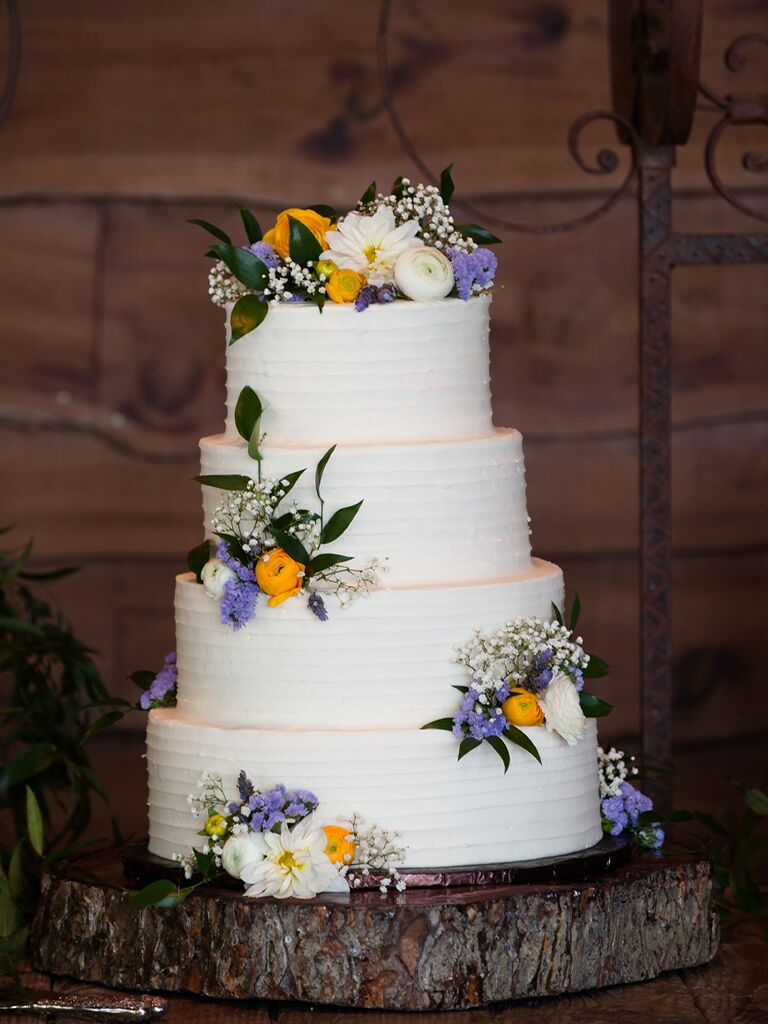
[700,32,768,224]
[377,0,639,236]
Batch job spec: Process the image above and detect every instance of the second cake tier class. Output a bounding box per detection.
[173,561,563,730]
[200,429,532,586]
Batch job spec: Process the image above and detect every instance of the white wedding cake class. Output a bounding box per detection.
[146,293,602,869]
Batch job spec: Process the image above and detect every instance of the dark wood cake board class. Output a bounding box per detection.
[32,845,719,1010]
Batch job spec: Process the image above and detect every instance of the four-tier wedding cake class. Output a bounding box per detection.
[144,175,606,889]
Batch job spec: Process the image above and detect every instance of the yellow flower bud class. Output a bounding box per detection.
[315,259,337,279]
[204,813,228,837]
[325,268,366,304]
[502,689,544,727]
[323,825,356,865]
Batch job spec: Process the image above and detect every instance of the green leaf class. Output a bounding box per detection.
[359,180,377,204]
[692,812,728,837]
[744,787,768,816]
[195,474,251,491]
[83,711,124,741]
[239,208,262,244]
[25,786,44,857]
[315,445,336,502]
[230,294,268,343]
[0,881,17,938]
[0,744,57,789]
[234,386,263,443]
[188,219,232,245]
[186,540,210,582]
[486,735,510,773]
[583,654,610,679]
[391,175,406,199]
[454,222,502,245]
[128,879,185,908]
[439,163,455,204]
[321,500,363,545]
[0,617,45,638]
[503,726,542,764]
[267,528,310,567]
[306,553,353,576]
[211,244,268,290]
[7,842,24,901]
[193,847,219,880]
[420,718,454,732]
[287,215,324,265]
[129,669,156,691]
[579,691,614,718]
[452,685,469,694]
[274,469,305,501]
[458,737,481,761]
[307,204,337,222]
[309,290,326,314]
[551,602,563,626]
[569,592,581,630]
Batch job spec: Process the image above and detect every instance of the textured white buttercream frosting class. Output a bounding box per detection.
[147,712,602,868]
[200,429,532,585]
[173,564,563,729]
[223,296,492,445]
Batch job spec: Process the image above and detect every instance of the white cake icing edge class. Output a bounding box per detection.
[173,560,564,730]
[223,295,493,445]
[146,712,602,868]
[199,429,533,586]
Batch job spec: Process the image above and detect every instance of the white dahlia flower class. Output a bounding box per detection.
[393,246,454,301]
[538,672,587,747]
[321,206,420,285]
[201,557,236,599]
[220,832,267,880]
[240,813,346,899]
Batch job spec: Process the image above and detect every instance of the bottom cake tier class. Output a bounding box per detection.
[147,712,602,868]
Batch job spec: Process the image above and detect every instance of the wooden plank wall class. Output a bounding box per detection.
[1,1,766,836]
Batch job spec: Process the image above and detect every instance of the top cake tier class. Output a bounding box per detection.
[223,295,493,446]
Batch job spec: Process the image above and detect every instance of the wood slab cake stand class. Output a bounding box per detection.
[31,842,718,1011]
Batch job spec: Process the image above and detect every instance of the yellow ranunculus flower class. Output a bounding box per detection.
[323,825,356,865]
[263,208,333,259]
[325,268,366,304]
[502,689,544,727]
[255,547,305,608]
[204,813,229,837]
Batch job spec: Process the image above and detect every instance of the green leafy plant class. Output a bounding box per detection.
[0,533,127,977]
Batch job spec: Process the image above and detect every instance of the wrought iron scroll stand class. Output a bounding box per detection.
[378,1,768,807]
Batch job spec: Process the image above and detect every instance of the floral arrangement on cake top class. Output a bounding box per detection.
[423,598,612,770]
[190,393,382,629]
[191,165,501,341]
[129,770,406,904]
[598,746,665,850]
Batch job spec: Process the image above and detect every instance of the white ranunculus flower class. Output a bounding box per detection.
[220,832,268,880]
[538,672,587,747]
[393,246,455,302]
[240,812,346,899]
[201,557,236,599]
[321,206,420,285]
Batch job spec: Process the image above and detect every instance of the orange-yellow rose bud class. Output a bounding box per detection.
[255,547,305,608]
[262,208,333,259]
[323,825,356,865]
[325,268,366,304]
[502,689,544,727]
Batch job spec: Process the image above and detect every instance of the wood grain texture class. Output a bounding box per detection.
[31,848,718,1009]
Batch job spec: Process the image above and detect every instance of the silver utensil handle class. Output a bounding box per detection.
[1,991,169,1020]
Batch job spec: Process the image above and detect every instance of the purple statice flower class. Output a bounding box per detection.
[526,648,554,691]
[237,769,255,803]
[308,592,328,622]
[355,284,379,312]
[246,241,279,268]
[248,784,319,832]
[569,667,585,692]
[448,247,498,300]
[452,684,506,740]
[634,824,665,850]
[601,794,629,836]
[620,782,653,825]
[377,283,397,303]
[139,652,178,710]
[216,541,256,583]
[220,578,259,631]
